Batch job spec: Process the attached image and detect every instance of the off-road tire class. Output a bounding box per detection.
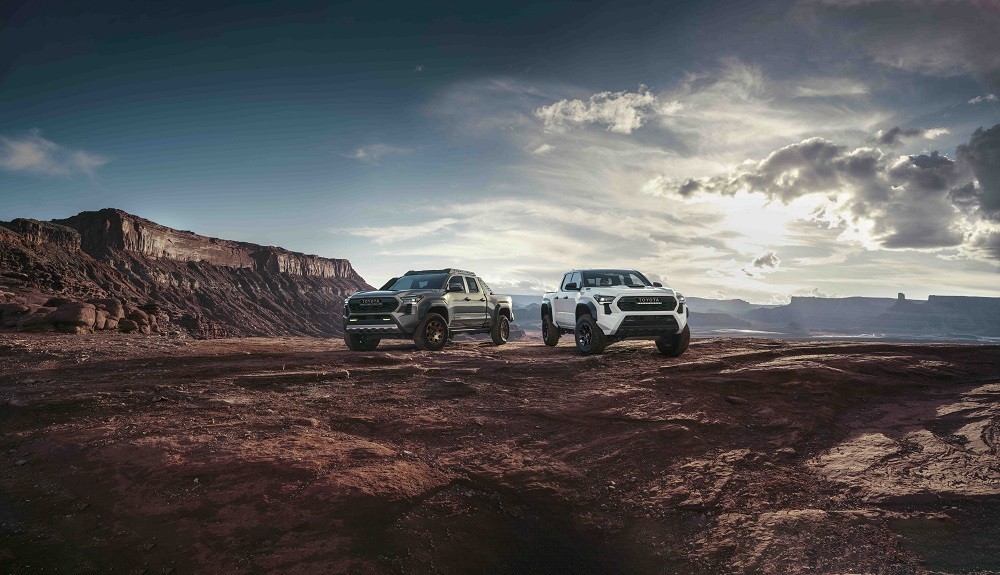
[574,314,607,355]
[542,315,561,346]
[655,324,690,357]
[491,314,510,345]
[344,333,380,351]
[414,313,449,351]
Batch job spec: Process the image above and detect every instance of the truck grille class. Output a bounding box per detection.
[348,297,399,313]
[617,296,677,312]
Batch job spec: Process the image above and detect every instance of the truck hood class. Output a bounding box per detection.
[347,289,444,299]
[582,286,678,297]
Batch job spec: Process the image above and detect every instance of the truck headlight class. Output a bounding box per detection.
[343,297,351,306]
[400,295,424,304]
[676,293,686,303]
[593,294,615,304]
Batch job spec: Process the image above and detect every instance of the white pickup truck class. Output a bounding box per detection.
[541,268,690,356]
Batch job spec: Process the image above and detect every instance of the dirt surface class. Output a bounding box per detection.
[1,334,998,574]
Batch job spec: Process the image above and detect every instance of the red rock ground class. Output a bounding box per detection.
[1,334,998,574]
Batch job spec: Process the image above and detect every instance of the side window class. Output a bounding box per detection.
[570,271,582,289]
[560,273,573,291]
[466,277,479,293]
[447,275,466,293]
[477,279,492,294]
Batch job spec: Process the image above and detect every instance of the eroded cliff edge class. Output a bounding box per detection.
[0,208,372,337]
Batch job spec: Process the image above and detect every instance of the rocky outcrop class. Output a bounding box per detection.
[54,209,356,279]
[0,208,372,337]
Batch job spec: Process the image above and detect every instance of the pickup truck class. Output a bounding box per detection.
[343,268,514,351]
[541,268,690,356]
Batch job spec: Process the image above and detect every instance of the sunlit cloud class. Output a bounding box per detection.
[344,144,411,164]
[0,130,108,177]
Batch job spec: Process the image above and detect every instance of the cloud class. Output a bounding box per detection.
[956,124,1000,215]
[872,126,949,147]
[752,250,781,269]
[649,126,1000,260]
[792,77,869,98]
[809,0,1000,87]
[530,143,554,155]
[534,86,681,134]
[969,93,998,105]
[0,130,108,177]
[339,217,459,244]
[793,287,834,298]
[345,144,410,164]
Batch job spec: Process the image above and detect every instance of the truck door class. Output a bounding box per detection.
[554,271,581,327]
[466,277,489,327]
[444,275,469,326]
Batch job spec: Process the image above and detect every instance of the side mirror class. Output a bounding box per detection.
[564,282,578,291]
[653,282,662,287]
[447,284,464,293]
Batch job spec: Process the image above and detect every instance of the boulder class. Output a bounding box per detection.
[43,297,74,308]
[104,318,119,331]
[0,303,31,325]
[49,302,97,329]
[95,310,109,330]
[119,319,138,333]
[17,312,54,332]
[89,298,125,320]
[127,309,150,326]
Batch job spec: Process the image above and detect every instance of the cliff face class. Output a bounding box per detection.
[0,209,372,337]
[54,209,358,279]
[874,295,1000,336]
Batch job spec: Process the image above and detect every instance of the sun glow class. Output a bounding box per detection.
[703,191,830,255]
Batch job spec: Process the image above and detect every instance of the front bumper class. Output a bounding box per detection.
[596,297,689,338]
[343,297,420,338]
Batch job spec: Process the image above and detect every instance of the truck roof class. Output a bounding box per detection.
[403,268,476,276]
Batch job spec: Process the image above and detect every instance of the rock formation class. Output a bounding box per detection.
[0,209,372,337]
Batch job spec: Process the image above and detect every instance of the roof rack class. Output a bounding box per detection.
[403,268,476,276]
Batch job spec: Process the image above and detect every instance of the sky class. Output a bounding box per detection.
[1,0,999,302]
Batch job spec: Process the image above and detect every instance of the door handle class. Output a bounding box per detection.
[464,297,471,301]
[479,298,486,302]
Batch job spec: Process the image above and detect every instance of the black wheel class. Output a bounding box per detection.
[542,315,561,346]
[574,314,607,355]
[414,313,449,351]
[491,314,510,345]
[655,324,690,357]
[344,332,380,351]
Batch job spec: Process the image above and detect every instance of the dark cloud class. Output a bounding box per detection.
[751,250,781,269]
[810,0,1000,89]
[670,127,1000,258]
[677,178,702,197]
[873,126,923,146]
[956,124,1000,214]
[970,230,1000,260]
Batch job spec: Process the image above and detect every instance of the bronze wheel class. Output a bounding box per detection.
[413,313,449,351]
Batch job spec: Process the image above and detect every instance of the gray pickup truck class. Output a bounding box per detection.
[342,268,514,351]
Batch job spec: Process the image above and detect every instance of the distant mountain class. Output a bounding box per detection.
[742,296,898,331]
[871,295,1000,337]
[0,209,371,337]
[685,297,775,315]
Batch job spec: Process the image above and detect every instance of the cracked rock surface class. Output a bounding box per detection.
[0,335,998,574]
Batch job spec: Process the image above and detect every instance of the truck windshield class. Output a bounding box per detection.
[582,269,652,288]
[386,273,447,291]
